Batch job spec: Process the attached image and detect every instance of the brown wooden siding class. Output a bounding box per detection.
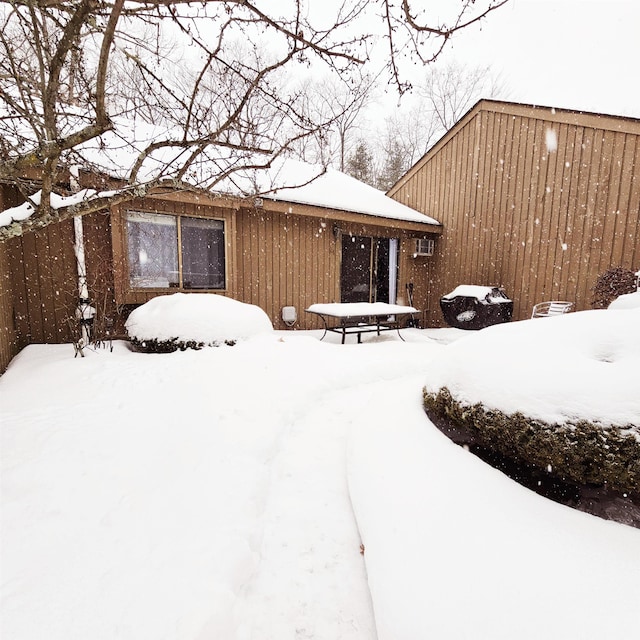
[4,220,77,347]
[0,240,17,372]
[389,102,640,324]
[109,196,436,332]
[82,210,123,335]
[0,185,19,371]
[2,187,436,373]
[0,184,119,372]
[235,207,339,329]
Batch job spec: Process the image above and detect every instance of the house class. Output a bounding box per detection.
[4,98,638,373]
[387,99,640,324]
[0,160,441,372]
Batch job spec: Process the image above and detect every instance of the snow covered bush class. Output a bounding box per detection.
[424,387,640,494]
[591,267,637,308]
[423,308,640,495]
[125,293,273,353]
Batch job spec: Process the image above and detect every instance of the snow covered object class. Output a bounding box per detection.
[423,308,640,494]
[439,285,513,330]
[609,290,640,310]
[125,293,273,352]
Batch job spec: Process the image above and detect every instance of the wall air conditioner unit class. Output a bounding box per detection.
[414,238,435,257]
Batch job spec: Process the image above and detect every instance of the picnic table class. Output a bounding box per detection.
[305,302,419,344]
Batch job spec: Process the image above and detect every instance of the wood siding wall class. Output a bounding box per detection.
[111,196,435,332]
[0,239,16,373]
[0,185,19,371]
[389,103,640,323]
[2,218,78,366]
[235,207,337,329]
[0,192,117,373]
[1,190,435,373]
[234,209,433,329]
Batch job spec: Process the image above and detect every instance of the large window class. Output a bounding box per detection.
[126,211,225,290]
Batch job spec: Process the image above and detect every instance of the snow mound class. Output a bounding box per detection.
[609,290,640,310]
[125,293,273,346]
[423,308,640,427]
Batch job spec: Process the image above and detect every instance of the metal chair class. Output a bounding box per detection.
[531,301,574,318]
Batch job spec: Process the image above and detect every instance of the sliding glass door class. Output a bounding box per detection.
[340,235,399,304]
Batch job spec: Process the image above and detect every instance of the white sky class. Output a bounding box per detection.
[439,0,640,117]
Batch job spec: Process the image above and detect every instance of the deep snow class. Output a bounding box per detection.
[1,296,640,639]
[423,307,640,427]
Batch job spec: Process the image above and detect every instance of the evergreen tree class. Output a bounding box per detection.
[345,140,375,187]
[377,140,407,192]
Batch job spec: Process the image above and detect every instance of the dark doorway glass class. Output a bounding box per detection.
[341,235,372,303]
[375,238,391,303]
[340,235,399,304]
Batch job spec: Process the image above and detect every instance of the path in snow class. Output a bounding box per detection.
[235,386,378,640]
[232,334,446,639]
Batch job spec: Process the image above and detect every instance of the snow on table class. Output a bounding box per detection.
[306,302,418,317]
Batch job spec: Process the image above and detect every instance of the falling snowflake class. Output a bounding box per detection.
[545,128,558,153]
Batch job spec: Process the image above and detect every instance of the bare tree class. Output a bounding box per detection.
[376,138,408,192]
[299,74,376,171]
[419,59,508,131]
[284,73,374,168]
[370,60,508,190]
[378,103,442,175]
[0,0,510,239]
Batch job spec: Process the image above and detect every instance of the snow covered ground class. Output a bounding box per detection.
[2,297,640,639]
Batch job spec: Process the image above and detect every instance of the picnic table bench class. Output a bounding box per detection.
[305,302,419,344]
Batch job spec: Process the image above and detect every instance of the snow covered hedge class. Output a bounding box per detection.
[423,387,640,494]
[423,308,640,495]
[125,293,273,352]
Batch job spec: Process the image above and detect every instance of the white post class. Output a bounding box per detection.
[71,167,95,346]
[74,214,89,301]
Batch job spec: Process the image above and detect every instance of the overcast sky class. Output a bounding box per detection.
[440,0,640,117]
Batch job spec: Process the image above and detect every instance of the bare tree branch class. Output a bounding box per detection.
[0,0,511,238]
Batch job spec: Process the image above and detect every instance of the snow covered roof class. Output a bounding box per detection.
[0,188,116,228]
[231,159,440,225]
[1,112,440,229]
[86,117,439,225]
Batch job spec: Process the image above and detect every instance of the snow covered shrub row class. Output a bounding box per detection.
[128,336,237,353]
[421,307,640,495]
[125,293,273,353]
[423,387,640,495]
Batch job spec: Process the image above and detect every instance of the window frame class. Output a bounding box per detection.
[123,209,228,293]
